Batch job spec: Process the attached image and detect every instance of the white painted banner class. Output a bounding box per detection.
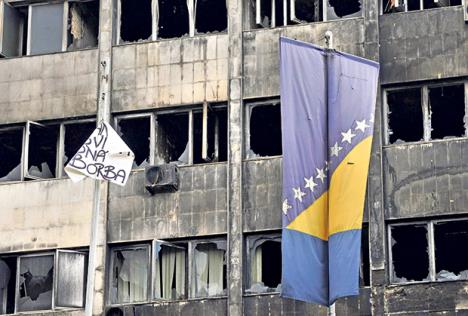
[65,121,134,186]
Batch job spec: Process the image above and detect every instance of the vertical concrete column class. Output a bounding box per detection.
[363,0,386,315]
[226,0,244,312]
[88,0,113,314]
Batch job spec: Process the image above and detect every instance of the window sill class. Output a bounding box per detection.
[244,16,364,32]
[243,291,280,297]
[113,32,228,48]
[0,47,98,60]
[380,4,463,16]
[388,278,468,287]
[383,136,468,148]
[243,155,282,162]
[107,296,228,308]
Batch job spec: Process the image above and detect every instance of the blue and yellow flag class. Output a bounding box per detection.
[279,37,379,306]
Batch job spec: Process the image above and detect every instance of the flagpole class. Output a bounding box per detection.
[324,30,336,316]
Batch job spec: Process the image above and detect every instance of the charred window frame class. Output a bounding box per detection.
[0,118,95,183]
[114,104,227,167]
[381,0,462,14]
[245,100,282,159]
[245,233,282,294]
[383,81,468,145]
[0,0,99,58]
[114,0,227,44]
[0,249,87,315]
[0,126,25,183]
[388,218,468,284]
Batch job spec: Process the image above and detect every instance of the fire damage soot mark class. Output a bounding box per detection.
[68,123,128,184]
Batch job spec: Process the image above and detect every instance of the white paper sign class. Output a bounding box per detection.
[65,121,135,186]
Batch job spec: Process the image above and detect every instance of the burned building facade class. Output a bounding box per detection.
[0,0,467,315]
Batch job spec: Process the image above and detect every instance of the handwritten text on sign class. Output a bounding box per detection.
[65,121,134,186]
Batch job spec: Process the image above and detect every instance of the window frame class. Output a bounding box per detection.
[388,217,468,285]
[383,81,468,146]
[0,125,26,182]
[380,0,464,14]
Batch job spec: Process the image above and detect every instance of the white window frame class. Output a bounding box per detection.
[388,218,468,284]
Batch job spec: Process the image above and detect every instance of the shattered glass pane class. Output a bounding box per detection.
[0,129,23,182]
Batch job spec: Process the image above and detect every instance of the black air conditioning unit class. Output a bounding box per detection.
[145,164,179,195]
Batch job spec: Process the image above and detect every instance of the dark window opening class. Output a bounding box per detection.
[0,129,23,182]
[120,0,152,42]
[247,236,281,293]
[424,0,461,9]
[193,108,228,164]
[294,0,321,22]
[0,257,17,314]
[258,0,272,27]
[429,84,465,140]
[67,0,99,50]
[260,241,281,288]
[1,4,28,57]
[407,0,421,10]
[27,124,59,179]
[64,122,96,171]
[195,0,227,33]
[156,113,189,164]
[391,224,430,282]
[387,88,424,144]
[360,225,370,287]
[328,0,361,18]
[118,117,151,168]
[434,220,468,280]
[383,0,405,13]
[157,0,189,39]
[248,104,282,157]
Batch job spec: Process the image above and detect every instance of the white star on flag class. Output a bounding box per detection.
[341,129,356,144]
[282,199,292,215]
[293,187,306,202]
[355,119,370,133]
[316,168,327,183]
[330,142,343,157]
[304,176,318,192]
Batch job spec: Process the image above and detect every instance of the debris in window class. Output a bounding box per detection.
[27,124,59,179]
[118,117,151,169]
[67,0,99,50]
[328,0,361,18]
[0,129,23,182]
[110,248,149,304]
[157,0,189,39]
[387,88,424,144]
[193,242,226,297]
[257,0,273,27]
[17,255,54,312]
[156,113,189,164]
[0,4,28,57]
[247,236,282,293]
[195,0,227,33]
[154,244,186,300]
[429,84,465,140]
[120,0,152,42]
[63,121,96,173]
[434,220,468,281]
[383,0,405,13]
[391,224,430,283]
[193,108,228,164]
[248,103,282,157]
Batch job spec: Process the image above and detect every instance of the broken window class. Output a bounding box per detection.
[110,246,149,304]
[291,0,321,23]
[153,241,187,300]
[8,250,87,313]
[386,88,424,144]
[25,122,59,180]
[382,0,461,13]
[390,224,430,283]
[0,2,28,57]
[157,0,190,39]
[0,257,16,314]
[0,127,24,182]
[155,105,227,165]
[67,0,99,50]
[195,0,227,33]
[246,102,282,158]
[63,121,96,174]
[116,116,152,169]
[429,84,465,140]
[434,220,468,281]
[326,0,362,20]
[119,0,152,42]
[246,234,281,294]
[192,241,227,297]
